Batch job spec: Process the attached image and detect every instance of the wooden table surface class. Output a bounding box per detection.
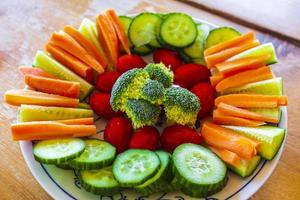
[1,0,300,199]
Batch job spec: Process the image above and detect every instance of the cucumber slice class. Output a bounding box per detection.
[228,155,261,178]
[192,57,206,66]
[33,51,94,100]
[205,27,241,49]
[228,43,277,65]
[132,45,153,56]
[220,77,283,96]
[112,149,160,187]
[119,16,133,49]
[79,166,121,195]
[33,138,85,165]
[183,23,210,59]
[224,126,285,160]
[160,13,197,48]
[129,13,162,47]
[69,139,116,170]
[178,51,192,63]
[173,143,227,198]
[247,108,281,124]
[135,151,173,196]
[19,105,93,122]
[56,162,73,170]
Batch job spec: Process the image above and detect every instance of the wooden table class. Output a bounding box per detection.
[1,0,300,199]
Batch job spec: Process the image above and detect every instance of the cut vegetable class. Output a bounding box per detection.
[19,105,93,122]
[33,138,85,164]
[11,121,96,141]
[19,66,57,79]
[24,75,80,98]
[215,94,288,108]
[112,149,160,187]
[57,118,94,125]
[225,125,285,160]
[33,51,94,100]
[4,89,79,107]
[69,139,116,170]
[209,146,241,167]
[213,109,266,126]
[247,108,281,123]
[205,27,241,49]
[228,155,261,178]
[201,122,260,159]
[216,66,273,92]
[119,16,133,49]
[210,74,224,87]
[132,45,153,56]
[173,143,227,197]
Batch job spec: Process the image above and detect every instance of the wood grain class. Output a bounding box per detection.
[1,0,300,199]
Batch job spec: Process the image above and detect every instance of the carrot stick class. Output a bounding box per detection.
[208,146,241,166]
[95,14,119,66]
[50,31,104,73]
[210,74,224,87]
[63,25,108,68]
[215,94,288,108]
[204,31,255,56]
[213,109,266,126]
[45,43,94,83]
[4,89,79,107]
[24,75,80,98]
[57,117,94,125]
[205,39,260,68]
[201,122,260,159]
[216,54,271,76]
[105,9,131,55]
[19,66,57,79]
[217,102,279,123]
[11,121,96,141]
[216,66,273,92]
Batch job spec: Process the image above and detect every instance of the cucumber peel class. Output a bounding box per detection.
[228,155,261,178]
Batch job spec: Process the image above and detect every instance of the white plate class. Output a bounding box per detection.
[19,18,288,200]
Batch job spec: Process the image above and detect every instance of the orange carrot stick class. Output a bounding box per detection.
[210,74,224,87]
[19,66,57,79]
[204,31,255,56]
[105,9,131,55]
[4,89,79,107]
[57,117,94,125]
[24,75,80,98]
[216,66,273,92]
[213,109,266,126]
[205,39,260,68]
[215,94,288,108]
[208,146,241,166]
[50,31,104,73]
[63,25,108,68]
[201,122,260,159]
[11,121,96,141]
[217,102,279,123]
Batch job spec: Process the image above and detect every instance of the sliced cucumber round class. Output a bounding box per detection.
[160,13,197,48]
[132,45,153,56]
[173,143,227,198]
[205,27,241,49]
[119,16,133,49]
[56,162,73,170]
[112,149,160,187]
[79,166,121,195]
[33,138,85,165]
[69,139,116,170]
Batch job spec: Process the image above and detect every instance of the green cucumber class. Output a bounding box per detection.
[228,43,277,65]
[205,27,241,49]
[224,126,285,160]
[69,139,116,170]
[77,102,91,109]
[135,151,173,196]
[132,45,153,56]
[79,166,121,195]
[112,149,160,187]
[228,155,261,178]
[33,51,94,100]
[129,13,162,47]
[192,57,206,66]
[19,105,93,122]
[119,16,133,49]
[56,162,73,170]
[220,77,283,96]
[159,13,197,48]
[173,143,227,198]
[247,108,281,124]
[178,50,192,63]
[33,138,85,165]
[183,23,210,59]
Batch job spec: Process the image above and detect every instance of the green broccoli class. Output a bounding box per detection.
[144,63,174,88]
[110,69,150,112]
[164,87,200,127]
[125,99,161,128]
[140,80,165,105]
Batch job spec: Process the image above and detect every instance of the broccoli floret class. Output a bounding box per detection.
[164,87,200,127]
[110,69,150,112]
[144,63,174,88]
[125,99,161,128]
[140,80,165,105]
